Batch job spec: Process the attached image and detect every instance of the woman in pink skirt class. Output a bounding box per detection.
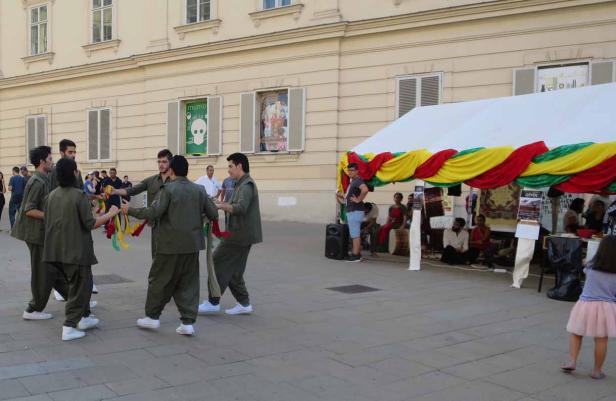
[562,235,616,380]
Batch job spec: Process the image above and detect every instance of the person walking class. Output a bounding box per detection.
[123,156,218,335]
[8,166,26,229]
[561,235,616,380]
[198,153,262,315]
[0,172,6,230]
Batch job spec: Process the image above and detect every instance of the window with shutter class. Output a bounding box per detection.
[396,74,441,118]
[240,92,256,153]
[25,115,48,161]
[514,68,535,95]
[207,96,222,155]
[167,102,180,156]
[87,108,112,161]
[36,116,46,147]
[591,61,615,85]
[254,89,300,153]
[287,87,305,152]
[26,117,36,157]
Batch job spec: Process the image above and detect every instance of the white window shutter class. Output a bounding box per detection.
[513,68,536,95]
[287,87,305,152]
[207,96,222,155]
[88,110,99,160]
[167,102,180,156]
[591,61,615,85]
[397,78,417,117]
[419,75,440,107]
[26,117,36,161]
[36,116,47,146]
[240,92,256,153]
[100,109,111,160]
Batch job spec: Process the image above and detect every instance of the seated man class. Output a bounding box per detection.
[361,202,379,255]
[467,214,493,268]
[441,217,469,265]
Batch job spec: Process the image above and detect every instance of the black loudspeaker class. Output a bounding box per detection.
[325,223,349,260]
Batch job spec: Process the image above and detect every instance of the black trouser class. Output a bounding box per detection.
[466,246,494,266]
[208,242,251,307]
[50,263,92,328]
[441,245,468,265]
[0,194,5,225]
[8,200,20,228]
[25,243,68,313]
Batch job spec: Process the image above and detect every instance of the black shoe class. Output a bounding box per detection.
[345,254,362,263]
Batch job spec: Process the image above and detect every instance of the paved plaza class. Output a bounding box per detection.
[0,217,614,401]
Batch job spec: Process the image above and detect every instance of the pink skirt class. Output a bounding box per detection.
[566,300,616,338]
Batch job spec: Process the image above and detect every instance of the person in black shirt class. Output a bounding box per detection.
[101,168,123,210]
[121,175,132,202]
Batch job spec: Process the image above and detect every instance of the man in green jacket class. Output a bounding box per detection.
[123,155,219,335]
[199,153,262,316]
[11,146,68,320]
[49,139,84,191]
[112,149,172,259]
[43,158,120,341]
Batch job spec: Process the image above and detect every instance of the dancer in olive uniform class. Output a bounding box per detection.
[123,156,218,335]
[11,146,68,320]
[43,158,120,341]
[112,149,172,259]
[199,153,262,316]
[49,139,84,191]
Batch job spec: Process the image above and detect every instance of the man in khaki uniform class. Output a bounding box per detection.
[11,146,68,320]
[43,158,119,341]
[199,153,262,316]
[123,155,218,335]
[112,149,172,259]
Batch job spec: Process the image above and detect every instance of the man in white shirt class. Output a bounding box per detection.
[441,217,469,265]
[195,165,221,198]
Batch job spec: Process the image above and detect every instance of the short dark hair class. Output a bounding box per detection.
[157,149,173,160]
[59,139,76,153]
[591,235,616,273]
[454,217,467,228]
[394,192,403,198]
[570,198,585,214]
[227,153,249,173]
[12,166,20,173]
[94,171,100,177]
[123,175,128,179]
[170,155,189,177]
[55,158,77,188]
[101,170,107,174]
[109,168,117,173]
[347,163,358,170]
[476,214,486,220]
[29,146,52,168]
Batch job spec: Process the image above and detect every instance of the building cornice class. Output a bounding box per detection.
[1,0,613,89]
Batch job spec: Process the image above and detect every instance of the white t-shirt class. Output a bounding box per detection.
[443,228,469,252]
[195,175,221,198]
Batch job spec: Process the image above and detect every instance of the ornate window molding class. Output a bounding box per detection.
[82,39,121,57]
[21,52,55,68]
[249,3,303,27]
[174,19,222,40]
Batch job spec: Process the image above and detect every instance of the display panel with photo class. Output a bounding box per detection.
[537,63,589,92]
[259,90,288,152]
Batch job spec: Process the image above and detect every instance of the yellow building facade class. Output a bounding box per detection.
[1,0,615,222]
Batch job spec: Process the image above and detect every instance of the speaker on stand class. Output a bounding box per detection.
[325,223,350,260]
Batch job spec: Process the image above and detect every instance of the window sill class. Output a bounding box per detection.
[174,19,222,40]
[21,52,55,68]
[82,39,121,57]
[249,4,304,27]
[22,0,55,9]
[185,154,221,162]
[248,152,301,163]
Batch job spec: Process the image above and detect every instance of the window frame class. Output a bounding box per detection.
[25,115,48,164]
[395,72,442,118]
[86,107,113,162]
[90,0,116,44]
[263,0,292,10]
[184,0,212,24]
[534,60,591,93]
[28,3,50,56]
[255,87,290,153]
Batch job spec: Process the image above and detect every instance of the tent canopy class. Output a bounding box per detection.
[339,84,616,193]
[353,83,616,154]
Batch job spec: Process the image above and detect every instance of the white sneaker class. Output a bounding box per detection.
[136,317,160,330]
[89,300,97,309]
[225,304,253,315]
[22,311,53,320]
[53,290,65,302]
[62,326,86,341]
[77,316,99,330]
[92,284,98,294]
[198,300,220,314]
[176,324,195,336]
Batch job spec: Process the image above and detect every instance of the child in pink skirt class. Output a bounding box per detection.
[562,235,616,380]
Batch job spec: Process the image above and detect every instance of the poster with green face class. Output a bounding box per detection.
[185,100,207,155]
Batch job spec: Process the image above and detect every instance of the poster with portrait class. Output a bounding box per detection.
[185,100,207,156]
[260,91,288,152]
[537,64,589,92]
[517,190,543,221]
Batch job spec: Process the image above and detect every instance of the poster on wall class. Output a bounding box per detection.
[479,183,521,232]
[260,91,288,152]
[185,100,208,156]
[537,63,589,92]
[517,190,543,221]
[413,185,424,210]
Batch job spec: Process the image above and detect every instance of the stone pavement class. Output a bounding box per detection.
[0,217,614,401]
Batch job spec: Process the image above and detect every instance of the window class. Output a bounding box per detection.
[166,97,222,157]
[396,73,442,118]
[26,116,47,158]
[87,108,111,161]
[536,63,589,92]
[239,88,305,153]
[29,4,48,55]
[186,0,211,24]
[514,61,614,95]
[92,0,113,43]
[263,0,292,9]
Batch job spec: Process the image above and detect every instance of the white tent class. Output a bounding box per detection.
[353,82,616,154]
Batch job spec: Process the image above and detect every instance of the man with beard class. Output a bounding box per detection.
[49,139,84,191]
[111,149,173,259]
[12,146,68,320]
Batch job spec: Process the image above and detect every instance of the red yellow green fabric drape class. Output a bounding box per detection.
[338,141,616,194]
